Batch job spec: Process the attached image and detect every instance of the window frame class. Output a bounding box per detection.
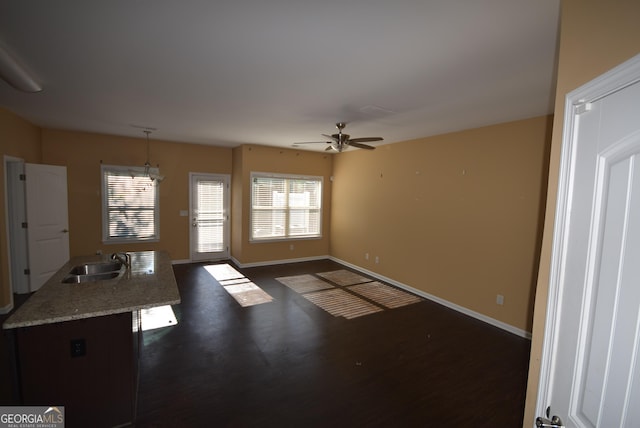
[101,164,160,244]
[250,172,323,242]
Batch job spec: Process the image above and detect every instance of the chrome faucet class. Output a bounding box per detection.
[111,252,131,268]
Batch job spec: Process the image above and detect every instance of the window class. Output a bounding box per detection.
[102,165,160,243]
[251,173,322,241]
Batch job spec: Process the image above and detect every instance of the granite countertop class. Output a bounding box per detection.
[3,250,181,329]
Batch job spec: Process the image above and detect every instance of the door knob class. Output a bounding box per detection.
[62,229,69,233]
[535,415,564,428]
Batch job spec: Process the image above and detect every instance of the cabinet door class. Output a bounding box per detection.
[17,313,135,427]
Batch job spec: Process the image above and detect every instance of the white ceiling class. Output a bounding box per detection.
[0,1,560,152]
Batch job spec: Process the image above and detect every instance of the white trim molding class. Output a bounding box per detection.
[0,301,14,315]
[232,255,329,269]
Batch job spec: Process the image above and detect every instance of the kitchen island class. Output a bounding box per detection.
[3,250,180,428]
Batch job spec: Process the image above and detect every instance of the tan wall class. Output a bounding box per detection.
[523,0,640,425]
[331,116,552,332]
[40,129,232,260]
[231,144,332,265]
[230,146,244,260]
[0,108,42,309]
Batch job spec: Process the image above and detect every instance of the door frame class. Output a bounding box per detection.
[188,172,231,261]
[5,158,29,295]
[2,156,26,312]
[535,54,640,418]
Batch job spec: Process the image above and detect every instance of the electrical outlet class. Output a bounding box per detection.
[70,338,86,357]
[496,294,504,305]
[375,256,380,264]
[365,253,369,260]
[289,244,294,251]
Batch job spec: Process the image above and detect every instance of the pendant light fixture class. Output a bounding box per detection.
[131,129,165,182]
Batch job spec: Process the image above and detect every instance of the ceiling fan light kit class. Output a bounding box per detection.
[294,122,383,152]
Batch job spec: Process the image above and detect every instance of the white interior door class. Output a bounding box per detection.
[190,173,229,261]
[25,163,70,291]
[536,55,640,427]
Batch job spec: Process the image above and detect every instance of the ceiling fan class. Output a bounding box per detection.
[293,122,383,152]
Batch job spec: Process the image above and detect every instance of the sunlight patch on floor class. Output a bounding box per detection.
[204,263,244,281]
[141,305,178,331]
[205,263,274,307]
[275,270,422,319]
[303,288,383,319]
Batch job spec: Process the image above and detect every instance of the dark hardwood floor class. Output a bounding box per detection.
[1,259,531,427]
[135,259,531,427]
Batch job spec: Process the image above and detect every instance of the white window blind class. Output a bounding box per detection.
[102,165,159,242]
[251,173,322,241]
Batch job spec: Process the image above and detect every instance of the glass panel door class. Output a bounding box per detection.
[190,173,229,260]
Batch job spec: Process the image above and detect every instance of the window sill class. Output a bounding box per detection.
[250,236,322,244]
[103,238,160,245]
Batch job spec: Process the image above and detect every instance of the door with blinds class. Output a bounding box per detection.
[190,173,230,261]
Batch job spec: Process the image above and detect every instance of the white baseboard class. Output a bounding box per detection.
[0,301,14,315]
[232,255,329,268]
[330,257,532,340]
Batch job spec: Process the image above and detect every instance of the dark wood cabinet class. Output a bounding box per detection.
[14,311,139,428]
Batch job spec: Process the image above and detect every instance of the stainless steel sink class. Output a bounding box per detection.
[62,271,122,283]
[68,261,123,275]
[62,261,124,283]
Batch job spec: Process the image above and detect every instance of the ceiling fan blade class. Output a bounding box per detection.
[347,141,376,150]
[348,137,383,143]
[322,133,339,142]
[293,141,331,145]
